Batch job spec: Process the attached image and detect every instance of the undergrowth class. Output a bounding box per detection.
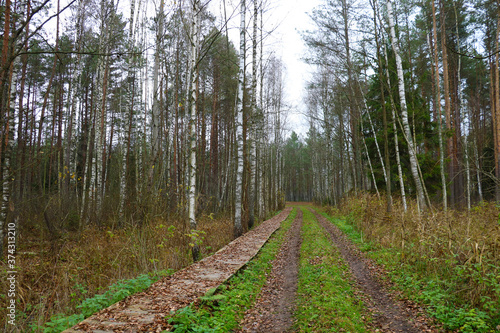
[322,194,500,333]
[0,212,234,332]
[33,270,172,333]
[294,208,368,332]
[166,208,297,332]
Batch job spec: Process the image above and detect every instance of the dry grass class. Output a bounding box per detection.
[334,192,500,312]
[0,210,234,332]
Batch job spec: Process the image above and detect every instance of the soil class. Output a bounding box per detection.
[237,208,303,332]
[311,208,438,333]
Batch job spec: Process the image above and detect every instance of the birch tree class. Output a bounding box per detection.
[188,0,200,260]
[248,0,259,230]
[386,0,426,211]
[431,0,447,211]
[234,0,246,238]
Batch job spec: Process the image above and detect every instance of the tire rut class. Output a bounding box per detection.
[311,208,422,333]
[238,208,303,333]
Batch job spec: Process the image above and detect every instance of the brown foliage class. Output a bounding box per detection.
[335,192,500,309]
[0,210,233,331]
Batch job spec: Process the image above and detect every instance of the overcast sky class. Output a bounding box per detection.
[269,0,321,138]
[216,0,321,138]
[55,0,321,137]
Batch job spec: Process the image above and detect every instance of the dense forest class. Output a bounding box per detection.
[283,0,500,211]
[1,0,500,331]
[0,0,289,251]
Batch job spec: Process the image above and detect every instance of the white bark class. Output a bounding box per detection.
[89,0,109,219]
[234,0,246,238]
[0,53,18,259]
[361,113,380,198]
[387,0,425,210]
[430,1,447,211]
[258,2,265,218]
[188,0,200,260]
[474,138,483,202]
[65,0,84,196]
[358,82,387,185]
[453,2,469,210]
[119,0,139,220]
[151,0,163,177]
[248,0,258,228]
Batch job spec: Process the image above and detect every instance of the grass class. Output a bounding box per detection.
[0,211,234,332]
[166,208,297,332]
[321,194,500,333]
[294,208,369,332]
[32,270,173,333]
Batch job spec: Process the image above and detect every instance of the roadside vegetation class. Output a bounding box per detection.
[0,212,235,332]
[166,209,297,332]
[322,192,500,333]
[294,208,369,332]
[34,271,172,333]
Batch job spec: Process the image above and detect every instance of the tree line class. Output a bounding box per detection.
[281,0,500,212]
[0,0,287,259]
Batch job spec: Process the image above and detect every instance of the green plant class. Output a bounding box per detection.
[167,209,298,332]
[294,209,368,332]
[36,270,172,333]
[321,208,500,333]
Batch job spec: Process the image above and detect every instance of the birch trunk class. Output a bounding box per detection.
[361,112,380,198]
[387,0,425,210]
[372,0,391,211]
[188,0,200,261]
[259,2,265,218]
[358,82,387,186]
[440,0,453,205]
[431,1,447,211]
[453,2,469,209]
[90,11,109,219]
[119,0,138,220]
[234,0,246,238]
[64,0,84,198]
[248,0,258,229]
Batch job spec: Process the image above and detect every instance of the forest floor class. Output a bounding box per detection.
[63,208,293,332]
[64,205,444,332]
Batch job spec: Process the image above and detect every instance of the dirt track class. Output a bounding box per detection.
[237,206,438,333]
[311,208,436,333]
[63,205,439,332]
[238,209,303,332]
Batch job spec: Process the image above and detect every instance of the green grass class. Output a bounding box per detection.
[294,208,369,332]
[33,270,173,333]
[321,211,500,333]
[166,208,298,332]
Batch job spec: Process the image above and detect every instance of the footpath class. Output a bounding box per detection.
[64,208,292,333]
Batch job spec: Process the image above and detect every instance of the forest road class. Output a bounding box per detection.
[311,208,437,333]
[236,206,439,333]
[237,208,303,332]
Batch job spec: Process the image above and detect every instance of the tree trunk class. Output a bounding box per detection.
[234,0,246,238]
[383,44,406,211]
[431,0,447,211]
[372,0,391,211]
[188,0,200,261]
[248,0,258,229]
[387,0,425,211]
[495,7,500,202]
[151,0,163,184]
